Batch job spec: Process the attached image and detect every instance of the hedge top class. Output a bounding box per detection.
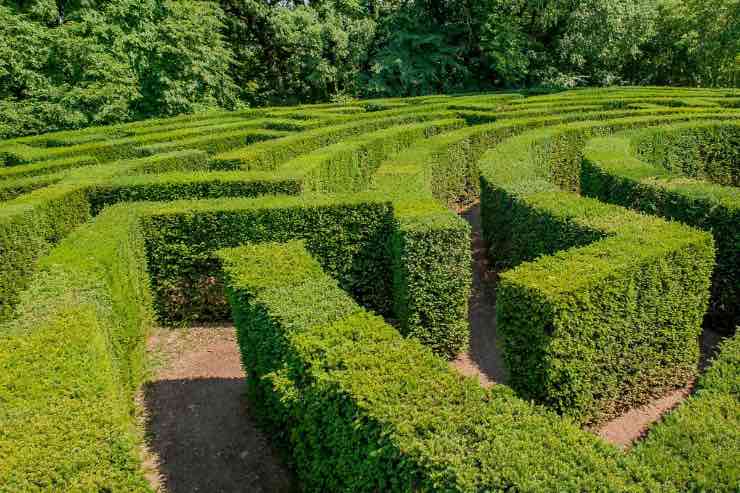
[0,87,738,491]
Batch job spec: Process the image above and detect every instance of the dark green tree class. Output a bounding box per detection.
[0,0,237,138]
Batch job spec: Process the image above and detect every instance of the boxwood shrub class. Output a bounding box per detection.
[479,116,717,424]
[582,123,740,330]
[1,88,738,490]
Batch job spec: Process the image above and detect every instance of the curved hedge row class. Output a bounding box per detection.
[583,121,740,329]
[0,88,738,491]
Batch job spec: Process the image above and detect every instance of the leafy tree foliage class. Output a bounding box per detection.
[363,9,471,96]
[0,0,736,138]
[637,0,740,87]
[221,0,375,105]
[0,0,236,138]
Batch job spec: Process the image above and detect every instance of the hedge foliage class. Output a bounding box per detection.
[583,122,740,329]
[0,205,153,491]
[0,87,738,490]
[478,115,720,423]
[219,239,739,492]
[218,241,635,491]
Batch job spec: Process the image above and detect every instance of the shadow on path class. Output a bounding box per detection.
[142,326,294,493]
[452,204,508,386]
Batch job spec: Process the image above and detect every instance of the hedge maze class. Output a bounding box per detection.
[0,88,738,491]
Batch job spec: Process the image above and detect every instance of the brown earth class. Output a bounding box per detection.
[451,204,508,387]
[140,325,295,493]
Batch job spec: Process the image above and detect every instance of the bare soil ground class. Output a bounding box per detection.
[452,204,508,387]
[140,325,295,493]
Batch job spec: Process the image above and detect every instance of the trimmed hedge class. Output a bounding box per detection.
[220,239,740,491]
[140,195,395,323]
[0,155,98,181]
[211,110,459,170]
[628,332,740,491]
[0,173,67,201]
[1,88,739,490]
[218,240,637,492]
[583,123,739,329]
[479,116,717,424]
[389,204,471,356]
[137,128,288,156]
[631,121,740,187]
[88,171,302,215]
[0,185,91,320]
[0,204,153,491]
[0,120,285,165]
[281,118,465,193]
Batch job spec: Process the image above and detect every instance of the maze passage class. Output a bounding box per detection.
[0,88,738,491]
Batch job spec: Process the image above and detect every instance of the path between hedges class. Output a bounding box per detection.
[452,204,508,387]
[140,325,295,493]
[140,205,724,492]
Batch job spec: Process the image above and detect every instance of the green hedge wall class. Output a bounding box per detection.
[389,204,471,357]
[628,333,740,491]
[582,126,740,330]
[220,239,740,491]
[88,171,302,215]
[282,119,465,194]
[0,205,153,491]
[141,196,395,323]
[0,185,91,320]
[631,121,740,187]
[211,110,458,170]
[479,117,717,424]
[218,240,637,492]
[2,88,739,490]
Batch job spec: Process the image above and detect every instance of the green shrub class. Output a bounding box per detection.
[631,121,740,187]
[137,128,288,156]
[282,119,465,193]
[629,333,740,491]
[0,155,98,181]
[218,235,737,491]
[88,171,302,215]
[1,119,281,164]
[1,88,738,490]
[140,195,395,323]
[583,125,740,330]
[0,205,153,491]
[479,117,716,423]
[218,240,635,492]
[0,185,91,320]
[0,173,67,201]
[211,111,458,170]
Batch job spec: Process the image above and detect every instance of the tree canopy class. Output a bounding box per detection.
[0,0,737,138]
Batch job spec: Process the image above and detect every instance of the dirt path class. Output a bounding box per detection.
[141,325,295,493]
[452,204,508,386]
[454,203,724,449]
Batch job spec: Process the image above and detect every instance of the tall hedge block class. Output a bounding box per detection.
[218,241,633,492]
[583,127,740,330]
[140,197,396,322]
[0,205,153,490]
[479,121,716,423]
[391,211,471,357]
[495,211,714,422]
